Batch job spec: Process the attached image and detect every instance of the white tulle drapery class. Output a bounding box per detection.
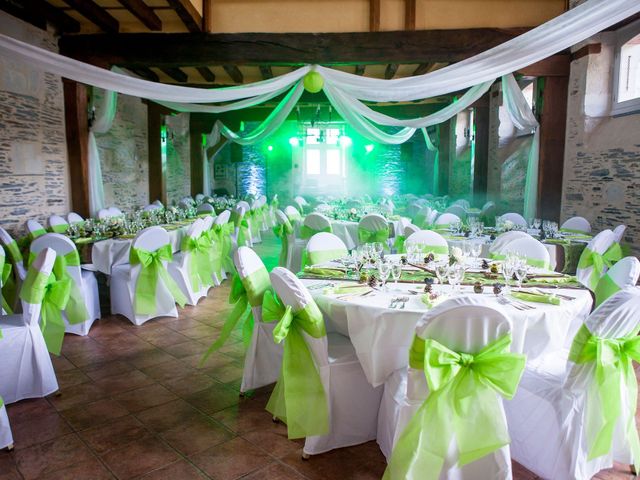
[87,88,117,216]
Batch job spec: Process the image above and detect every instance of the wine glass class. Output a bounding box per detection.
[502,254,516,293]
[391,262,402,290]
[447,264,464,294]
[378,260,391,291]
[470,241,482,268]
[435,262,448,291]
[374,242,384,260]
[515,261,528,290]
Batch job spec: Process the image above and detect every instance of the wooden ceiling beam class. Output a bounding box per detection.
[160,67,188,82]
[62,0,119,32]
[369,0,380,32]
[385,64,398,79]
[18,0,81,32]
[129,67,159,82]
[117,0,162,31]
[203,0,214,32]
[167,0,202,33]
[516,54,570,77]
[223,65,243,83]
[196,66,216,82]
[59,28,531,67]
[259,66,273,80]
[405,0,416,31]
[412,62,435,76]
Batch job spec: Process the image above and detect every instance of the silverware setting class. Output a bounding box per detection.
[389,296,409,309]
[497,295,535,311]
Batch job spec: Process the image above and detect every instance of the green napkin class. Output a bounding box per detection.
[302,267,346,278]
[527,274,576,285]
[511,291,560,305]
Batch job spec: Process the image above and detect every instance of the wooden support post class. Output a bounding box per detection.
[147,102,167,205]
[189,115,204,197]
[63,79,91,218]
[473,94,490,206]
[536,75,568,221]
[437,117,456,196]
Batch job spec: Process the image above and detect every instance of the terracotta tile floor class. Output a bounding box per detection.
[0,233,636,479]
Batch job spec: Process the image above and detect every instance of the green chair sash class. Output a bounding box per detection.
[560,228,591,236]
[202,229,223,280]
[181,234,214,291]
[384,333,525,480]
[1,257,12,314]
[306,248,347,268]
[49,224,69,234]
[413,214,429,229]
[393,235,406,254]
[29,228,46,241]
[273,222,293,267]
[4,239,23,264]
[129,245,187,316]
[2,240,23,311]
[215,223,235,274]
[357,227,389,246]
[594,274,621,308]
[200,268,271,365]
[578,243,623,291]
[568,324,640,472]
[263,291,329,439]
[300,224,332,240]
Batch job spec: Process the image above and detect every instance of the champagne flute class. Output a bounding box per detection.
[391,262,402,290]
[378,260,391,291]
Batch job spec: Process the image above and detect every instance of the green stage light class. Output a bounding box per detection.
[289,137,300,147]
[267,145,274,151]
[365,144,375,153]
[339,135,352,147]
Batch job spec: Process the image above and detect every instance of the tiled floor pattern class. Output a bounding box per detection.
[0,233,637,479]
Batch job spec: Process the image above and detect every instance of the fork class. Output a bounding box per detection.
[389,298,399,309]
[399,296,409,309]
[497,296,527,311]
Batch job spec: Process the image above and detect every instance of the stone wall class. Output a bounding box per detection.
[561,33,640,251]
[0,12,69,236]
[95,91,149,211]
[165,113,191,205]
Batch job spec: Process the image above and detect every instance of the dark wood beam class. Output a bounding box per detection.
[438,118,455,196]
[223,65,243,84]
[62,0,119,32]
[355,65,366,76]
[405,0,416,31]
[60,29,531,67]
[117,0,162,31]
[203,0,214,33]
[148,103,167,205]
[473,93,490,206]
[572,43,601,62]
[370,0,380,32]
[259,65,273,80]
[129,67,159,82]
[536,75,568,221]
[167,0,202,33]
[413,62,434,76]
[189,116,204,196]
[160,67,188,83]
[62,79,90,218]
[385,64,398,80]
[196,66,216,82]
[517,54,570,77]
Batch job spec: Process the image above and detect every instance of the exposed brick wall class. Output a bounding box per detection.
[0,12,69,236]
[165,113,191,205]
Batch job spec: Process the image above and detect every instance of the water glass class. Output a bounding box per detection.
[378,260,391,291]
[515,262,528,290]
[391,262,403,290]
[447,264,464,294]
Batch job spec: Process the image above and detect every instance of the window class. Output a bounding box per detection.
[301,125,347,194]
[613,20,640,115]
[306,149,321,174]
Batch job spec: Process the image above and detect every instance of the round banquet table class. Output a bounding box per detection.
[304,278,592,387]
[330,218,407,250]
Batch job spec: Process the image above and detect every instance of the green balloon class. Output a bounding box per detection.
[303,72,324,93]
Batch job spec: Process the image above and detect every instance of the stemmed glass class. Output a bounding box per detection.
[514,260,528,290]
[502,253,516,294]
[391,262,403,291]
[374,242,384,261]
[435,262,448,292]
[447,264,464,294]
[378,260,391,291]
[470,241,482,268]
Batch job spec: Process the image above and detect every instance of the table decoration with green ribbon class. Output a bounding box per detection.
[181,234,214,291]
[200,268,271,365]
[129,245,187,316]
[1,256,12,314]
[357,227,389,247]
[263,291,329,439]
[384,333,525,480]
[568,323,640,472]
[273,222,294,267]
[577,242,623,290]
[301,224,332,240]
[20,268,71,355]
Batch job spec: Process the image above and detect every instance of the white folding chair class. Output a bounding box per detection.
[168,219,211,306]
[67,212,84,225]
[269,267,383,456]
[357,214,389,248]
[594,256,640,307]
[234,247,282,393]
[0,248,59,404]
[561,216,591,234]
[499,212,528,227]
[377,296,518,479]
[305,232,348,267]
[47,215,69,234]
[110,226,183,326]
[405,230,449,258]
[505,288,640,479]
[31,234,100,336]
[500,236,552,270]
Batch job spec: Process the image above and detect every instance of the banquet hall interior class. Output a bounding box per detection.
[1,0,640,479]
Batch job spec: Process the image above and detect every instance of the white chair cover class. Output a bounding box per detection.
[303,213,332,234]
[489,231,531,255]
[195,193,205,202]
[47,215,69,232]
[0,248,59,404]
[196,203,215,215]
[561,216,591,234]
[26,219,45,237]
[231,204,251,248]
[357,214,389,247]
[306,232,348,266]
[168,219,210,306]
[408,202,423,219]
[445,204,468,221]
[403,224,420,238]
[30,233,100,336]
[275,209,305,273]
[213,209,232,283]
[452,199,471,209]
[151,201,163,208]
[613,224,627,244]
[405,230,449,258]
[499,212,528,227]
[0,404,12,450]
[284,205,302,223]
[501,236,552,270]
[108,206,123,217]
[594,256,640,307]
[0,227,26,313]
[143,204,161,212]
[576,229,616,291]
[234,247,282,393]
[110,226,179,326]
[270,267,383,455]
[67,212,84,225]
[435,212,461,227]
[413,206,433,228]
[505,288,640,480]
[294,196,308,213]
[377,296,514,479]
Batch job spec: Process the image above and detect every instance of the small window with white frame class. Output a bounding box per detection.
[612,19,640,116]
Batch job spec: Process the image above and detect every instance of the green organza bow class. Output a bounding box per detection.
[594,274,620,308]
[29,228,46,241]
[384,333,525,480]
[273,222,293,267]
[181,234,214,291]
[263,291,329,439]
[300,224,332,240]
[20,269,71,355]
[393,235,406,254]
[306,248,347,268]
[49,224,69,234]
[231,211,251,247]
[129,245,187,316]
[2,240,24,311]
[568,324,640,472]
[358,227,389,247]
[578,243,623,290]
[202,228,223,280]
[214,223,235,274]
[1,257,12,314]
[200,269,270,365]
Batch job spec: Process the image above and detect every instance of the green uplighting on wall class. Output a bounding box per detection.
[365,144,375,154]
[339,135,352,147]
[289,137,300,147]
[267,145,274,151]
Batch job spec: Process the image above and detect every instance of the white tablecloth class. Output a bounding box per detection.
[91,225,189,275]
[306,279,592,387]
